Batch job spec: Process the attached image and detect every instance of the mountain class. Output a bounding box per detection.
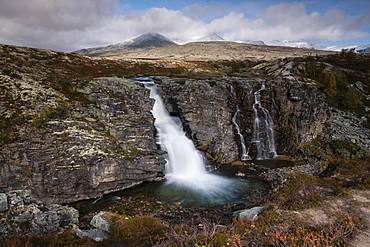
[125,32,176,49]
[242,40,266,45]
[356,44,370,54]
[266,40,314,49]
[74,32,177,56]
[323,44,370,54]
[323,45,358,52]
[197,33,224,42]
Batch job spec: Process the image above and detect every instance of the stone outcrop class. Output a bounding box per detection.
[0,76,165,203]
[325,109,370,158]
[157,75,328,161]
[158,77,239,163]
[0,190,78,235]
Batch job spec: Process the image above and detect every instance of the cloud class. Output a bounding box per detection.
[0,0,368,51]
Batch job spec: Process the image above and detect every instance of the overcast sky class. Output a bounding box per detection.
[0,0,369,51]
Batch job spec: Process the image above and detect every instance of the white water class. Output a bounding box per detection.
[247,81,277,159]
[136,77,233,196]
[232,106,251,161]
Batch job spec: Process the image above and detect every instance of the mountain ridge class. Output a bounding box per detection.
[74,32,177,56]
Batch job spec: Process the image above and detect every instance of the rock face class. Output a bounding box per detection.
[0,193,8,211]
[1,44,368,207]
[158,77,239,163]
[0,190,78,235]
[157,76,328,161]
[326,109,370,158]
[0,77,165,203]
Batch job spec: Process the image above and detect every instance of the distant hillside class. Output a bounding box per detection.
[197,33,224,42]
[74,33,177,56]
[266,40,314,49]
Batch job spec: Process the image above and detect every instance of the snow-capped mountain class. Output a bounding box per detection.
[323,45,358,52]
[323,44,370,54]
[356,44,370,54]
[74,33,177,56]
[323,44,370,53]
[266,40,314,49]
[241,40,265,45]
[196,33,224,42]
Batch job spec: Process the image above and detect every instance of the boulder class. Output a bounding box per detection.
[74,226,107,242]
[0,190,79,235]
[8,190,32,208]
[90,211,110,232]
[233,206,264,221]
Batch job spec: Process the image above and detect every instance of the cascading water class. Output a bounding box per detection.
[232,106,251,161]
[135,77,241,200]
[247,81,277,160]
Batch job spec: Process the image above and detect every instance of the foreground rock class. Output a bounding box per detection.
[0,190,78,236]
[233,206,264,221]
[90,211,110,232]
[74,211,111,242]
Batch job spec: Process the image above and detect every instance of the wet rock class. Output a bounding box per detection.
[233,206,264,221]
[0,193,8,211]
[157,75,328,162]
[159,77,239,163]
[90,211,110,232]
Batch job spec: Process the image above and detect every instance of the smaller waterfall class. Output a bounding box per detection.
[248,81,277,159]
[232,106,251,161]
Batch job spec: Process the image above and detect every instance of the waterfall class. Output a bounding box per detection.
[248,81,277,159]
[135,77,232,195]
[232,106,251,161]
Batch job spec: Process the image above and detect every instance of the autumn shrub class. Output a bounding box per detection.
[109,215,168,247]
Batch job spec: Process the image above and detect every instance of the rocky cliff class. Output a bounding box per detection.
[0,76,164,203]
[154,75,329,163]
[1,44,369,206]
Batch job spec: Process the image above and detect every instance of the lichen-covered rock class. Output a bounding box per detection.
[0,193,7,211]
[8,190,33,208]
[158,77,239,163]
[325,109,370,157]
[90,211,110,232]
[0,77,165,203]
[233,206,264,221]
[157,76,328,162]
[0,190,78,235]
